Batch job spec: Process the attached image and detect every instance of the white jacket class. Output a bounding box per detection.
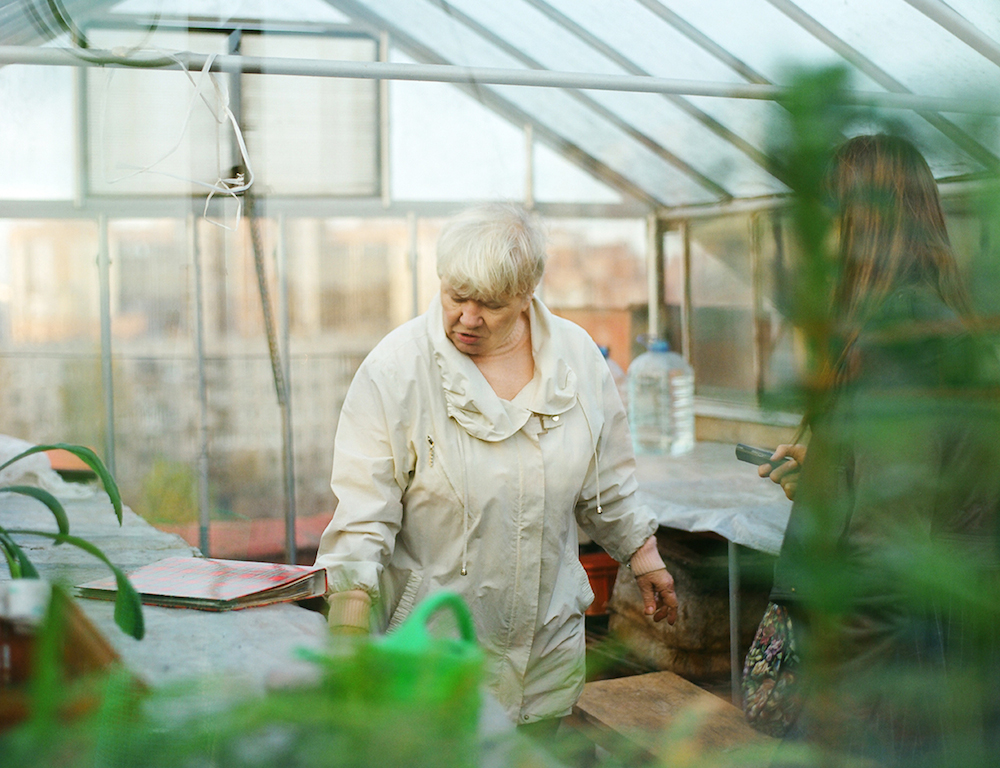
[315,296,657,723]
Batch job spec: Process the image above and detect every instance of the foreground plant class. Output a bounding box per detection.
[0,443,143,640]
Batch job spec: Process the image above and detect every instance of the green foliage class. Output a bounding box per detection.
[0,443,143,639]
[761,65,1000,766]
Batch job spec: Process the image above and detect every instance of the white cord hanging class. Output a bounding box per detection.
[96,47,255,230]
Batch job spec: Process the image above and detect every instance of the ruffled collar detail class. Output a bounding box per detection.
[429,296,578,442]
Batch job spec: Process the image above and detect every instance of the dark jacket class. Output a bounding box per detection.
[770,285,1000,652]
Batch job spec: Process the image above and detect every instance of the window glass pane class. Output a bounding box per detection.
[85,28,232,197]
[0,65,75,200]
[241,33,379,196]
[542,218,646,373]
[109,0,349,24]
[680,214,756,401]
[0,220,102,448]
[105,219,197,528]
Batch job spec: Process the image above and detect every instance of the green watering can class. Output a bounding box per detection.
[318,591,485,768]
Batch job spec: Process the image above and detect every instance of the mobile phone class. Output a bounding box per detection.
[735,443,791,469]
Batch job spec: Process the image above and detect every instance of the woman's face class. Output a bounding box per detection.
[441,283,531,356]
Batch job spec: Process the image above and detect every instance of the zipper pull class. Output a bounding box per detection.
[427,435,435,467]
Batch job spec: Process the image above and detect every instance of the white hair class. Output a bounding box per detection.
[436,202,547,302]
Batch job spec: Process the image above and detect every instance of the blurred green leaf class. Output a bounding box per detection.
[4,529,144,640]
[0,443,123,525]
[0,486,70,538]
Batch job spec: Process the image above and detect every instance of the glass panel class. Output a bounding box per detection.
[533,141,621,204]
[241,33,379,196]
[109,0,349,24]
[541,218,646,372]
[85,27,233,197]
[106,219,197,528]
[0,65,75,200]
[680,214,757,401]
[0,220,103,448]
[793,0,1000,101]
[389,50,526,201]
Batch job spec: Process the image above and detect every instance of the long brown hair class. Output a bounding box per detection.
[794,135,970,441]
[830,134,969,329]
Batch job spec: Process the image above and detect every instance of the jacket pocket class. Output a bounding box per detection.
[570,557,596,614]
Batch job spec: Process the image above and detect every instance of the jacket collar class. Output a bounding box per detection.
[429,295,578,442]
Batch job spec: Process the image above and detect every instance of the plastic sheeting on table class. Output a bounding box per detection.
[633,442,792,556]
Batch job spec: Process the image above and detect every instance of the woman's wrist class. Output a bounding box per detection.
[327,589,372,632]
[629,535,666,577]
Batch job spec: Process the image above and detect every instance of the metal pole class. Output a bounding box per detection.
[408,211,419,320]
[680,220,693,362]
[729,539,742,707]
[524,123,535,209]
[97,214,115,477]
[190,213,211,557]
[277,214,298,564]
[1,46,997,114]
[750,213,764,396]
[379,31,391,208]
[645,213,662,340]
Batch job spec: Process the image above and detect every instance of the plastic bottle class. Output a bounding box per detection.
[627,338,695,456]
[599,345,629,412]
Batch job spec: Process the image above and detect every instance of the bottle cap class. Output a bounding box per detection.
[648,339,670,352]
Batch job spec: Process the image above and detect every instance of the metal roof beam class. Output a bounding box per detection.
[766,0,1000,172]
[903,0,1000,69]
[3,43,1000,114]
[427,0,732,201]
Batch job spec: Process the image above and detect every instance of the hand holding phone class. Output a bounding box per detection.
[735,443,791,468]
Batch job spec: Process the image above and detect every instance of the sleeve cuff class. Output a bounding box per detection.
[327,590,372,631]
[629,535,666,576]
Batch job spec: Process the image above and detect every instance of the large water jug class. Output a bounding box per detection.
[627,338,695,455]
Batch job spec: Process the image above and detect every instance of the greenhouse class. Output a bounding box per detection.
[2,1,1000,766]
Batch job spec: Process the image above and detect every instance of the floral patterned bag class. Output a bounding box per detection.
[741,601,803,737]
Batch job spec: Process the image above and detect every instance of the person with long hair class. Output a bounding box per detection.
[746,134,1000,765]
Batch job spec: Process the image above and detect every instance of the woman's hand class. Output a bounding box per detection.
[629,535,678,624]
[635,568,678,625]
[759,443,807,501]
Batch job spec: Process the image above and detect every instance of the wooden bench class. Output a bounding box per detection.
[569,671,776,765]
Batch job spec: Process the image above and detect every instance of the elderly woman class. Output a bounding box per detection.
[315,202,677,727]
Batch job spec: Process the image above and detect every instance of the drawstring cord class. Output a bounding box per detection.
[576,394,603,514]
[455,425,471,576]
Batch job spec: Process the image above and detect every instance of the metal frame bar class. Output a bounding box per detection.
[277,213,298,564]
[0,196,652,220]
[189,212,212,557]
[97,212,115,477]
[904,0,1000,69]
[4,43,996,114]
[645,212,663,339]
[765,0,1000,172]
